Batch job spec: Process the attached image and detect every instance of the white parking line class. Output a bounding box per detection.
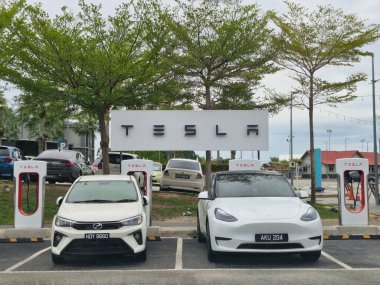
[322,251,353,270]
[174,238,183,270]
[4,247,50,273]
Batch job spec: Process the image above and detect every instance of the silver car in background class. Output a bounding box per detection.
[160,158,204,192]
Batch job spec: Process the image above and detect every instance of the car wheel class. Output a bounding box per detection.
[135,248,147,262]
[51,253,64,264]
[206,221,217,262]
[300,250,321,262]
[197,211,206,243]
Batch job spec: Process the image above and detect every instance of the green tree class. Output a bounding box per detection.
[3,0,172,173]
[0,92,19,144]
[167,0,279,190]
[272,1,380,204]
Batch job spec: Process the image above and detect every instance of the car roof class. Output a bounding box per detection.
[168,158,199,162]
[214,170,282,176]
[76,175,134,182]
[36,149,77,159]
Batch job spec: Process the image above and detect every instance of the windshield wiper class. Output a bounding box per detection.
[73,199,114,203]
[115,199,137,203]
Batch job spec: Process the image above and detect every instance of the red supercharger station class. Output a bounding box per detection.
[336,158,369,226]
[229,159,261,171]
[121,159,153,226]
[14,160,47,228]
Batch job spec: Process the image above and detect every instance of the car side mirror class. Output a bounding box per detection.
[56,196,64,206]
[299,190,309,199]
[143,196,149,206]
[198,191,209,200]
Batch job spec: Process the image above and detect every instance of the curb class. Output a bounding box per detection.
[324,234,380,240]
[0,237,44,243]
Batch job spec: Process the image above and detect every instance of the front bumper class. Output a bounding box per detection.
[209,217,323,253]
[51,219,147,257]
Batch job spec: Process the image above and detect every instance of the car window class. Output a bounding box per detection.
[153,163,162,171]
[215,173,295,198]
[0,147,10,156]
[168,160,200,170]
[66,180,138,203]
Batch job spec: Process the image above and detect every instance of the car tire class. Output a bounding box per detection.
[300,250,321,262]
[206,221,217,262]
[135,248,147,262]
[51,253,64,264]
[197,211,206,243]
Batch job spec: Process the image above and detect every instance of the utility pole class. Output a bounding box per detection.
[371,53,379,205]
[290,92,294,187]
[327,129,332,179]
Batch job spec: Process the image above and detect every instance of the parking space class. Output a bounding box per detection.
[1,239,380,272]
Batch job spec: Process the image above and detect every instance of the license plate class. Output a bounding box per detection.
[255,234,288,242]
[84,233,110,239]
[175,173,190,179]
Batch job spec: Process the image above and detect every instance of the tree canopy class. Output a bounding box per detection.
[272,1,380,204]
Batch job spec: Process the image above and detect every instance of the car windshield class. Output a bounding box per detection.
[0,147,10,156]
[168,160,199,170]
[153,163,162,171]
[215,173,295,198]
[66,180,138,203]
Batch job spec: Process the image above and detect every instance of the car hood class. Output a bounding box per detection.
[213,197,303,220]
[58,202,142,222]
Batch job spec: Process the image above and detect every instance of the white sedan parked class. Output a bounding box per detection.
[51,175,148,264]
[197,171,323,262]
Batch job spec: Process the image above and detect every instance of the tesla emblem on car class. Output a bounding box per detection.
[92,223,103,230]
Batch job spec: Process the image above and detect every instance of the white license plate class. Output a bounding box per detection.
[84,233,110,239]
[255,234,288,242]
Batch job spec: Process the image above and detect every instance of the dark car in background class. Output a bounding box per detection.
[35,149,93,184]
[0,145,27,179]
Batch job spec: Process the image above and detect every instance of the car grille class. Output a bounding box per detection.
[73,222,123,230]
[237,243,304,250]
[62,238,134,255]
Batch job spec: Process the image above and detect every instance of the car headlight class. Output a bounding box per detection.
[55,216,76,227]
[214,208,237,222]
[300,207,318,221]
[121,215,143,226]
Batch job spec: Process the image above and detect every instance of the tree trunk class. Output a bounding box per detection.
[98,110,110,174]
[205,84,212,191]
[38,111,46,154]
[309,74,316,205]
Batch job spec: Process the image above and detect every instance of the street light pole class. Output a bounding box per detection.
[360,139,365,152]
[327,129,332,179]
[290,92,294,187]
[371,53,379,205]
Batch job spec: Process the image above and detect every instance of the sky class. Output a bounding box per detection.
[5,0,380,163]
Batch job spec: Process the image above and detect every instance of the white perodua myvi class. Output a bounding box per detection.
[197,171,323,262]
[51,175,148,264]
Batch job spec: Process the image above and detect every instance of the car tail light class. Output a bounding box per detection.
[64,161,74,167]
[163,170,169,176]
[196,173,203,179]
[5,156,12,163]
[98,162,103,169]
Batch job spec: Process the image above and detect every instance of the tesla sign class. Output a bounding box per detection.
[110,110,268,151]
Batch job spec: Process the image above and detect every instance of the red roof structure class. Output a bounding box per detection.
[321,151,362,165]
[301,150,380,166]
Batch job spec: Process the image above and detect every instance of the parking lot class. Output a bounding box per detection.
[1,238,380,284]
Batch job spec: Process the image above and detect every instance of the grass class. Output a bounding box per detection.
[0,179,339,225]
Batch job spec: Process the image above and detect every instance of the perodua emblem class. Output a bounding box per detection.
[92,223,103,230]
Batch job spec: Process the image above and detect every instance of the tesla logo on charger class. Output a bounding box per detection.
[128,164,146,168]
[19,165,39,169]
[344,163,363,167]
[235,163,257,168]
[121,124,259,137]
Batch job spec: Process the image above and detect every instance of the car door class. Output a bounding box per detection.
[198,174,215,234]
